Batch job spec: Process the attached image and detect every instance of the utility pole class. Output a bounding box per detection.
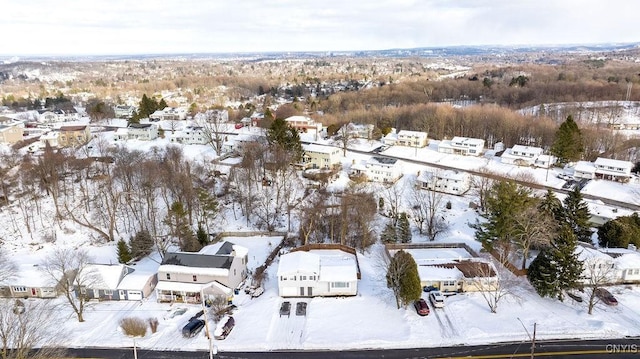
[530,322,537,359]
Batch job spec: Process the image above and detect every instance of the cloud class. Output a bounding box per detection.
[1,0,638,55]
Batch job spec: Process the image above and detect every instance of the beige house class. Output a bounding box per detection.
[385,243,498,293]
[300,143,342,169]
[0,123,24,144]
[156,241,248,303]
[58,125,91,147]
[396,130,428,148]
[0,263,58,299]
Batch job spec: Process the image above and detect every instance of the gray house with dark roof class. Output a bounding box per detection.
[155,241,248,303]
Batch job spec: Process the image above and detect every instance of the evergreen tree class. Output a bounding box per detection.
[397,212,412,243]
[380,221,397,243]
[266,117,304,161]
[551,225,582,300]
[116,239,132,264]
[527,248,559,298]
[562,187,592,243]
[597,213,640,248]
[550,115,584,166]
[538,189,563,223]
[158,98,168,110]
[386,250,421,308]
[129,230,153,258]
[528,225,581,301]
[132,94,160,122]
[471,180,534,251]
[165,201,200,252]
[196,224,209,247]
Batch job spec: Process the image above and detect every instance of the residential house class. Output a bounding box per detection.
[114,105,137,119]
[500,145,544,166]
[300,143,342,169]
[601,246,640,284]
[156,241,248,303]
[381,129,398,146]
[171,126,207,145]
[438,136,485,156]
[575,242,618,285]
[396,130,428,148]
[76,263,157,301]
[416,169,470,195]
[594,157,633,182]
[0,123,24,144]
[34,131,60,149]
[37,110,60,123]
[125,123,158,141]
[150,107,188,121]
[385,243,498,293]
[277,244,360,297]
[0,263,57,299]
[58,125,91,147]
[284,116,323,139]
[341,123,374,139]
[573,158,634,182]
[350,156,402,183]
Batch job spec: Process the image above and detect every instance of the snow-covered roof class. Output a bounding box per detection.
[451,136,485,146]
[511,145,543,155]
[573,161,596,174]
[277,251,320,276]
[418,265,462,281]
[595,157,633,171]
[315,249,358,282]
[86,264,127,289]
[600,248,640,269]
[575,244,613,263]
[418,169,468,182]
[117,269,155,291]
[199,241,248,258]
[303,143,338,154]
[397,130,428,139]
[390,248,473,265]
[11,263,52,287]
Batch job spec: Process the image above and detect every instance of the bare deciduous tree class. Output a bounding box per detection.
[0,251,17,284]
[469,258,514,314]
[40,248,98,322]
[409,181,448,241]
[198,110,229,156]
[582,257,618,315]
[509,206,555,270]
[334,123,358,156]
[0,299,67,359]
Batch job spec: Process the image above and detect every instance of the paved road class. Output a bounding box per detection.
[64,337,640,358]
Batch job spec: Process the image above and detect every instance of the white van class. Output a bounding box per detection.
[429,290,445,308]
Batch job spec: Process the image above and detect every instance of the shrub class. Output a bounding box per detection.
[148,317,159,333]
[446,201,452,210]
[119,317,147,337]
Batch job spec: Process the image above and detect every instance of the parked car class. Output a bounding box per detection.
[235,123,244,129]
[595,288,618,306]
[296,302,308,316]
[423,285,438,293]
[182,319,205,338]
[214,316,235,340]
[429,290,446,308]
[279,301,291,317]
[567,292,583,303]
[414,298,430,316]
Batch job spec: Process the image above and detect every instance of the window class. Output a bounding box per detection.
[13,286,26,292]
[234,269,236,276]
[281,276,287,281]
[105,289,113,295]
[166,273,171,280]
[80,287,87,294]
[443,281,456,287]
[310,275,316,281]
[300,275,307,281]
[330,282,349,288]
[193,275,197,282]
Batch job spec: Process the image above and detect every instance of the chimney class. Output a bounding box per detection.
[629,243,637,252]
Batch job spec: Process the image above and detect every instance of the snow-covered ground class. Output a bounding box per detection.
[3,116,640,352]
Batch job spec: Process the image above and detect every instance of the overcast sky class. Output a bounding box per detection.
[2,0,639,56]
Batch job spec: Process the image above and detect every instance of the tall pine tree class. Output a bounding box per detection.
[563,187,592,243]
[527,248,559,298]
[266,117,303,162]
[538,189,563,223]
[397,212,412,243]
[550,115,584,166]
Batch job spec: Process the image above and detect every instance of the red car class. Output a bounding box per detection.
[414,298,430,316]
[235,123,244,129]
[595,288,618,306]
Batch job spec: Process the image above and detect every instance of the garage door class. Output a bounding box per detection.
[127,291,143,300]
[281,287,297,297]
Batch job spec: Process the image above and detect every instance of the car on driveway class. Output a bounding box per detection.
[414,298,430,316]
[429,290,446,308]
[423,285,438,293]
[595,288,618,306]
[182,319,205,338]
[279,301,291,317]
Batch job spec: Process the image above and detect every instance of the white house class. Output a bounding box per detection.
[572,161,596,180]
[341,123,374,139]
[600,246,640,284]
[576,243,618,285]
[500,145,544,166]
[438,136,485,156]
[396,130,428,148]
[78,263,157,301]
[416,169,470,195]
[277,245,360,297]
[114,105,136,119]
[37,131,60,149]
[171,126,207,145]
[156,241,248,303]
[594,157,633,182]
[381,129,398,146]
[127,123,158,141]
[300,143,342,169]
[350,156,402,183]
[150,107,188,121]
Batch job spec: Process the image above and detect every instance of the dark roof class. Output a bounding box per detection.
[128,123,153,129]
[371,156,397,165]
[161,252,232,269]
[59,125,88,131]
[215,241,235,255]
